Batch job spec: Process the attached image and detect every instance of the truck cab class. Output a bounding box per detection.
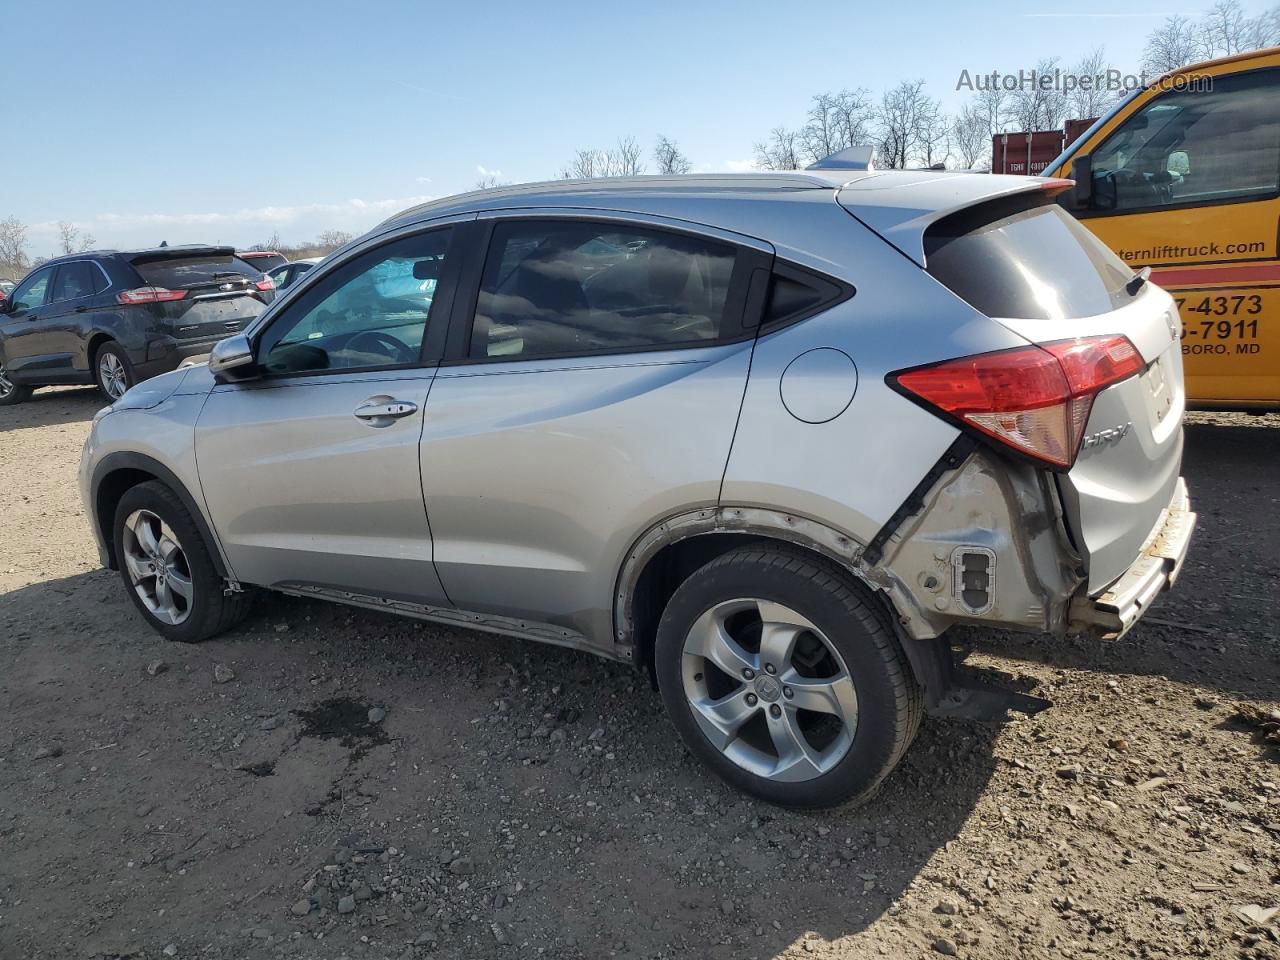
[1045,47,1280,410]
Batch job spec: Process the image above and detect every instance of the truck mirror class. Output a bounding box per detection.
[1070,155,1094,209]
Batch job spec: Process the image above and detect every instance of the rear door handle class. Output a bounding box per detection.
[353,397,418,425]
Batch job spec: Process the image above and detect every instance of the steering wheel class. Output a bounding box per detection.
[1110,168,1163,207]
[345,330,414,364]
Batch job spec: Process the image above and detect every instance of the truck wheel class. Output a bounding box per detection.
[95,342,135,401]
[112,480,252,643]
[655,544,922,809]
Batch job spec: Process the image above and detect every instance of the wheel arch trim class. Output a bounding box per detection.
[613,505,880,651]
[91,452,231,579]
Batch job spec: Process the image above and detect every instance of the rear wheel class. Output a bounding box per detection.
[113,480,252,643]
[655,544,922,809]
[95,342,134,401]
[0,358,33,406]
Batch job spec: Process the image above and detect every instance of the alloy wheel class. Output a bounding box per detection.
[681,598,858,782]
[121,509,193,625]
[0,361,13,399]
[99,352,128,399]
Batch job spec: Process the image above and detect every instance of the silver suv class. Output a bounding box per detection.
[80,171,1195,808]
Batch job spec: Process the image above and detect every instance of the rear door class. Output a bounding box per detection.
[196,224,463,602]
[39,260,105,374]
[922,196,1183,592]
[418,212,769,641]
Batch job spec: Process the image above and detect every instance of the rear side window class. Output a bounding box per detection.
[471,220,737,360]
[242,253,287,271]
[50,261,100,302]
[924,198,1134,320]
[762,264,851,328]
[132,254,262,289]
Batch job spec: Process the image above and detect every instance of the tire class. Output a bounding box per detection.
[0,356,32,406]
[94,341,135,401]
[655,544,923,809]
[112,480,252,643]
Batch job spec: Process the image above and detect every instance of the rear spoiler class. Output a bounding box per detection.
[129,246,238,264]
[836,173,1073,266]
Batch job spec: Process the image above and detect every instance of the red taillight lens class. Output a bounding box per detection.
[117,286,187,304]
[255,276,275,292]
[889,335,1144,468]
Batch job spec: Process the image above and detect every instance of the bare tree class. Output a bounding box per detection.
[475,173,502,189]
[57,221,96,256]
[753,127,802,170]
[915,102,951,168]
[0,216,29,274]
[1143,15,1202,74]
[972,85,1011,138]
[875,80,939,169]
[561,137,645,179]
[1067,47,1115,121]
[951,104,990,170]
[1246,3,1280,47]
[609,136,645,176]
[316,230,354,251]
[1196,0,1250,56]
[1009,57,1068,132]
[799,89,874,165]
[653,136,692,175]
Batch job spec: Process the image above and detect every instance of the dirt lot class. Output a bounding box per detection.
[1,389,1277,960]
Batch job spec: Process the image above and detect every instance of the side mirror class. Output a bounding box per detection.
[208,334,260,382]
[1069,154,1094,209]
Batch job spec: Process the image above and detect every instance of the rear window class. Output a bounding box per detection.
[240,252,287,271]
[132,254,263,288]
[924,197,1134,320]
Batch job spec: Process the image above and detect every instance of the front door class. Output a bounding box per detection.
[196,224,462,603]
[0,265,55,379]
[419,214,768,642]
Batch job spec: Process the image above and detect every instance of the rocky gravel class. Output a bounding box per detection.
[1,388,1278,960]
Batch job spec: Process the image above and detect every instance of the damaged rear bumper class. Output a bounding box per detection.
[1069,478,1196,640]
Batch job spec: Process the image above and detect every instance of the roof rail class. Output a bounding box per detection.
[807,145,875,172]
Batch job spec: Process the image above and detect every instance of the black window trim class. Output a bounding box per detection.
[757,260,855,335]
[48,258,112,304]
[247,223,464,381]
[1074,65,1280,221]
[439,214,772,368]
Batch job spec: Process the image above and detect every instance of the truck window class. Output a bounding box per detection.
[1089,69,1280,212]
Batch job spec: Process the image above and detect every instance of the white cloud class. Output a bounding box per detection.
[476,164,504,180]
[415,176,433,184]
[25,194,437,250]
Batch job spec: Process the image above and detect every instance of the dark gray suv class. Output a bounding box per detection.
[0,245,275,404]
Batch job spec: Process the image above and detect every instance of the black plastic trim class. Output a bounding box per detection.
[757,260,855,335]
[91,452,227,577]
[861,434,978,567]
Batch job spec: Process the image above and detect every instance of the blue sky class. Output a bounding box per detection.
[0,0,1224,254]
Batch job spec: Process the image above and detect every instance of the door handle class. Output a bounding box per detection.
[25,314,39,322]
[353,396,418,425]
[75,305,88,313]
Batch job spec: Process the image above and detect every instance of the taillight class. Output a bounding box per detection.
[888,335,1144,468]
[255,276,275,292]
[117,286,187,304]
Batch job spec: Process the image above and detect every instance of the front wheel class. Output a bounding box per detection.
[95,342,135,401]
[0,358,33,405]
[655,545,922,809]
[112,480,252,642]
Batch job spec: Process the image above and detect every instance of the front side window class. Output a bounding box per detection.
[258,228,452,374]
[50,261,98,302]
[268,265,291,289]
[9,268,52,312]
[1090,70,1280,211]
[471,220,737,360]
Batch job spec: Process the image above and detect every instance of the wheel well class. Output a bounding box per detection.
[631,532,793,680]
[95,467,157,569]
[87,334,114,370]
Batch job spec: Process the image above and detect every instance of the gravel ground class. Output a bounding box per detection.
[1,388,1278,960]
